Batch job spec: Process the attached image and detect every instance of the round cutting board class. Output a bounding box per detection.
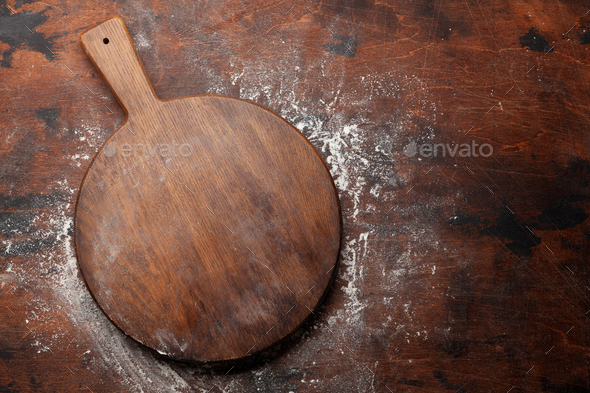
[74,17,341,361]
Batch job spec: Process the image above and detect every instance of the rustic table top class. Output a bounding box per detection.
[2,0,590,392]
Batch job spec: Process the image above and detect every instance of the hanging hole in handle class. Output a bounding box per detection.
[103,38,109,44]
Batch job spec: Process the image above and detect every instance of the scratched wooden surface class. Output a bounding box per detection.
[2,0,590,392]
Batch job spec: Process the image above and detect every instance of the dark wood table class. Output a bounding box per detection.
[2,0,590,391]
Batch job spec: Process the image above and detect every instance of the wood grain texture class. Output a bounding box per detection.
[75,17,341,362]
[2,0,590,392]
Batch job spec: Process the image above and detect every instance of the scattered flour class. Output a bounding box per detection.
[134,32,151,49]
[28,198,191,393]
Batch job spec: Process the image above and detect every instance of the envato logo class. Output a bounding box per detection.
[403,140,493,158]
[103,141,194,159]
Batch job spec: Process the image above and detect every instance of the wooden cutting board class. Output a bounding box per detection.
[74,17,341,362]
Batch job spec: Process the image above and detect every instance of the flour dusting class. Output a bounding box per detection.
[40,199,190,393]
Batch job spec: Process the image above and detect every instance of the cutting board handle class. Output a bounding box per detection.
[80,17,159,116]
